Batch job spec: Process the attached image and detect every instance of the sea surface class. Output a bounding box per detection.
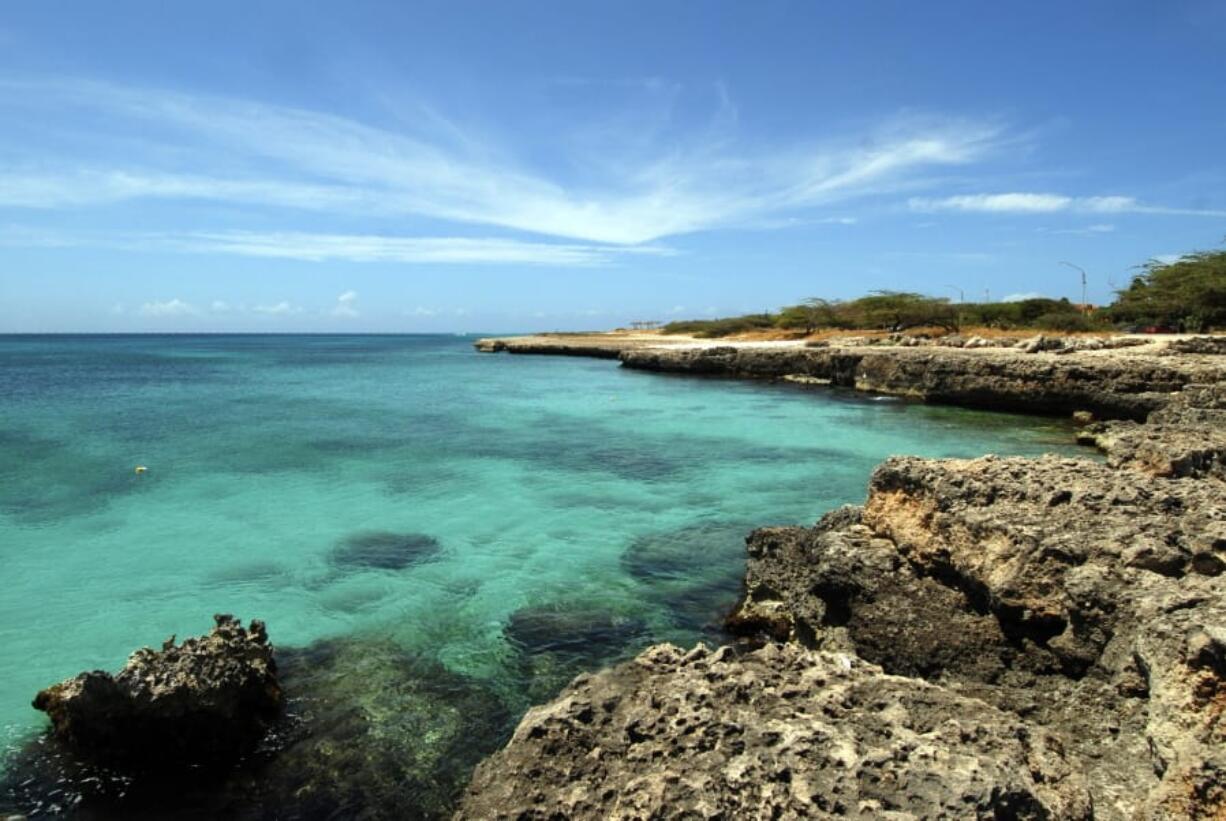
[0,334,1089,815]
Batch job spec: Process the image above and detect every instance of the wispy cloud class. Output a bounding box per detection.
[909,192,1226,217]
[252,301,302,316]
[138,298,198,317]
[0,225,679,266]
[1002,291,1047,302]
[1047,223,1116,235]
[0,79,1007,244]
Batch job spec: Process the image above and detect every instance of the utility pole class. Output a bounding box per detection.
[1060,261,1089,314]
[984,288,990,303]
[944,285,964,330]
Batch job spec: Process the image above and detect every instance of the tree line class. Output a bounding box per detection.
[660,247,1226,338]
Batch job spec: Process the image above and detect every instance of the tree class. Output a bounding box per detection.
[776,298,842,333]
[849,291,960,333]
[1109,249,1226,331]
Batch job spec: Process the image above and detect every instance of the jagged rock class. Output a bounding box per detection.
[456,642,1093,820]
[31,614,280,767]
[727,450,1226,819]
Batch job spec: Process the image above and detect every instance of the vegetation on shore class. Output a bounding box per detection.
[662,247,1226,338]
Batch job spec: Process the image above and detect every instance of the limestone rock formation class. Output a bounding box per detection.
[32,614,281,766]
[457,642,1092,820]
[619,342,1223,419]
[727,446,1226,818]
[1081,382,1226,480]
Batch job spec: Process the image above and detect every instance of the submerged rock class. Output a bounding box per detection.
[505,602,647,661]
[621,521,749,638]
[31,614,280,767]
[236,637,513,820]
[503,602,650,706]
[457,642,1092,819]
[329,530,442,570]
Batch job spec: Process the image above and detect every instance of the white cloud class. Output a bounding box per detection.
[1049,223,1116,235]
[407,306,439,316]
[910,193,1072,213]
[910,192,1226,218]
[667,305,687,315]
[138,298,197,317]
[1002,292,1048,302]
[331,290,359,318]
[141,230,677,266]
[109,302,125,315]
[252,301,302,316]
[210,300,230,312]
[0,79,1008,244]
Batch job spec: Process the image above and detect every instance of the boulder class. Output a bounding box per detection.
[32,614,280,767]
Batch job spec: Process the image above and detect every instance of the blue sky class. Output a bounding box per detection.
[1,1,1224,332]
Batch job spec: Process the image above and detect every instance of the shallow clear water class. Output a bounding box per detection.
[0,334,1085,783]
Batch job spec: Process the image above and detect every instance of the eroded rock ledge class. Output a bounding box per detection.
[458,379,1226,819]
[477,333,1226,420]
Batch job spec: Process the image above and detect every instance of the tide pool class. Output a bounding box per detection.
[0,334,1087,809]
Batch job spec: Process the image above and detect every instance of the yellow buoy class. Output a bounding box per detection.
[134,465,148,474]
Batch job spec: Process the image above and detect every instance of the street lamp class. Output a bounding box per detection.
[1060,261,1089,314]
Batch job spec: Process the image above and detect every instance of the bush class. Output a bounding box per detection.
[661,313,777,337]
[1031,312,1096,332]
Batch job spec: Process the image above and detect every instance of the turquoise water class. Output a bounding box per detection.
[0,334,1085,805]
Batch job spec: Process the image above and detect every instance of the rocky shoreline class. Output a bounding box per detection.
[458,333,1226,819]
[4,333,1221,818]
[477,332,1226,420]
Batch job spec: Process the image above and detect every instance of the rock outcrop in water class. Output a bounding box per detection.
[461,340,1226,819]
[6,632,513,819]
[31,614,280,767]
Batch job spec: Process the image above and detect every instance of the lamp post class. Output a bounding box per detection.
[1060,261,1089,314]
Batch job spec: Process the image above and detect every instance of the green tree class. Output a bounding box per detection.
[849,291,959,332]
[1109,249,1226,331]
[775,298,842,333]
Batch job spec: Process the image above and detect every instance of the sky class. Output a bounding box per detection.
[0,1,1224,333]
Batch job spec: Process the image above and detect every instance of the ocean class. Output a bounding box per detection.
[0,334,1086,816]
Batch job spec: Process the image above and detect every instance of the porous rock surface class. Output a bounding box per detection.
[1080,382,1226,480]
[457,642,1092,820]
[726,407,1226,817]
[32,613,281,765]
